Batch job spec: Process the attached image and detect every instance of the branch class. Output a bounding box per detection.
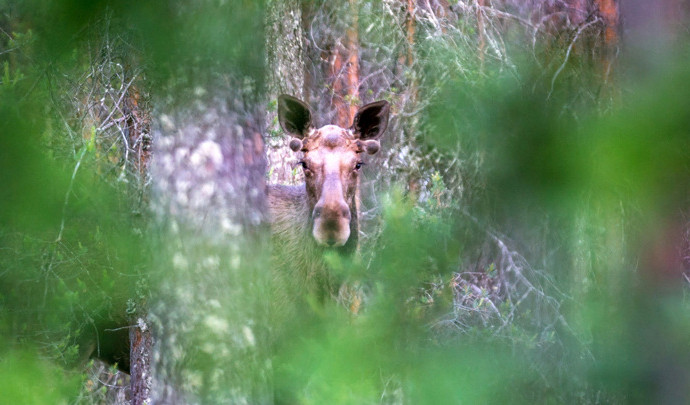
[96,74,138,132]
[548,18,601,100]
[56,145,87,242]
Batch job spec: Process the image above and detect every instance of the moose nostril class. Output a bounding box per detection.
[313,206,323,219]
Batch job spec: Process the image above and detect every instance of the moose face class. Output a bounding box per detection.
[277,95,390,247]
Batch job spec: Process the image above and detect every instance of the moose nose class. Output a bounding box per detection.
[313,201,350,221]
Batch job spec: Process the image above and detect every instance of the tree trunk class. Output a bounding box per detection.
[476,0,486,73]
[129,316,152,405]
[266,0,306,100]
[149,87,270,404]
[266,0,307,184]
[595,0,619,81]
[329,0,360,128]
[398,0,416,69]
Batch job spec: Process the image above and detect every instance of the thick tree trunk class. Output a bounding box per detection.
[266,0,306,100]
[265,0,307,185]
[149,87,270,403]
[621,0,687,52]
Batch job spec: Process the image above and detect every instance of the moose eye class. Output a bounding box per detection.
[354,162,364,170]
[298,160,309,170]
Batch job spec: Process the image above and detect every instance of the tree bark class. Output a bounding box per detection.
[595,0,619,82]
[129,316,152,405]
[265,0,307,185]
[266,0,306,100]
[149,87,270,404]
[329,0,360,128]
[476,0,486,73]
[398,0,416,72]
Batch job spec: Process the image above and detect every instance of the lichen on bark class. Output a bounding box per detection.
[265,0,307,185]
[149,85,271,404]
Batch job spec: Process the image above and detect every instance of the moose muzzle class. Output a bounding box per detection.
[312,191,351,247]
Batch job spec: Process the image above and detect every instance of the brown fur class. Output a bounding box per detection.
[268,95,389,318]
[268,184,357,307]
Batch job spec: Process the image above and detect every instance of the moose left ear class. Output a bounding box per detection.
[352,100,390,140]
[278,94,313,139]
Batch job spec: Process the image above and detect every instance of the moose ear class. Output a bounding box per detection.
[278,94,313,139]
[352,100,390,140]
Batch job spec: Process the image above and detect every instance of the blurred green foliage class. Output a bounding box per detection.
[0,0,264,400]
[0,345,81,404]
[1,0,689,403]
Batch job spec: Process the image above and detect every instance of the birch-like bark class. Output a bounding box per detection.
[149,86,270,404]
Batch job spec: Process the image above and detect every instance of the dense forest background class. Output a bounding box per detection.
[1,0,689,403]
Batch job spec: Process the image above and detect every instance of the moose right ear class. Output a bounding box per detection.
[352,100,390,141]
[278,95,313,139]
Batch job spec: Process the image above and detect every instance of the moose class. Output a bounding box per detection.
[268,94,390,311]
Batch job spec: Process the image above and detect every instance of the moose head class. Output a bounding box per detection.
[277,94,390,248]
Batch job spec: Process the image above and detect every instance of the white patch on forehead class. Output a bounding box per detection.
[322,152,342,173]
[303,124,357,172]
[320,125,343,132]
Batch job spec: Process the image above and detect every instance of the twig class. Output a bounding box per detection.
[0,46,18,56]
[97,74,137,132]
[55,145,87,242]
[104,325,136,332]
[548,18,601,100]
